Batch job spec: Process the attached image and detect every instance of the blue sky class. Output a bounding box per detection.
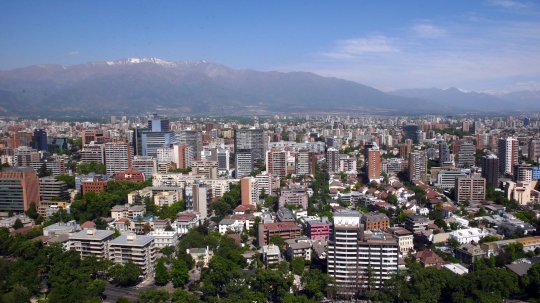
[1,0,539,92]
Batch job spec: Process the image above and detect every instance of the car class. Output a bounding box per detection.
[132,286,140,290]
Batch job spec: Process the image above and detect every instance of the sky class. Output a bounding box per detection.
[1,0,539,92]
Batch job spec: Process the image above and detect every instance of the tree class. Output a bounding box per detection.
[154,259,169,286]
[170,259,189,288]
[136,289,170,303]
[160,245,176,260]
[171,289,200,303]
[269,235,285,251]
[291,257,305,275]
[116,298,132,303]
[2,284,31,303]
[55,174,75,189]
[110,261,143,286]
[24,202,38,220]
[12,218,23,230]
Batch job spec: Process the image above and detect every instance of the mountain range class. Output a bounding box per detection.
[0,57,538,116]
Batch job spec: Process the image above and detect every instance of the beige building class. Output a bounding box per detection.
[455,177,486,202]
[108,234,157,278]
[68,229,115,259]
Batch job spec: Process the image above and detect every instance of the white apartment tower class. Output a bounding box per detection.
[498,137,518,175]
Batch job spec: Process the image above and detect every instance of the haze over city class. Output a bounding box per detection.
[1,0,540,93]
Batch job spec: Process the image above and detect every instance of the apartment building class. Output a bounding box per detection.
[108,233,157,278]
[68,229,115,259]
[455,177,486,202]
[257,221,302,246]
[278,188,308,209]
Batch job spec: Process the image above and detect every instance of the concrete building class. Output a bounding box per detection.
[257,221,301,246]
[285,240,312,261]
[514,164,533,183]
[108,233,157,278]
[132,156,157,179]
[235,150,254,178]
[455,177,486,202]
[529,139,540,160]
[388,227,414,255]
[174,211,200,235]
[241,177,259,207]
[82,129,105,146]
[234,128,266,161]
[306,217,331,241]
[295,149,316,176]
[81,142,105,164]
[176,130,203,158]
[327,210,399,293]
[172,144,194,170]
[409,151,428,183]
[366,143,381,182]
[405,214,429,232]
[326,148,340,173]
[457,141,475,167]
[482,154,499,186]
[146,231,179,250]
[68,229,115,259]
[186,183,208,219]
[498,137,518,175]
[191,159,218,179]
[448,228,489,245]
[39,176,69,202]
[104,142,132,176]
[439,140,452,164]
[436,170,469,189]
[256,172,280,196]
[0,167,40,212]
[360,213,390,231]
[278,188,308,209]
[141,131,175,159]
[266,149,287,178]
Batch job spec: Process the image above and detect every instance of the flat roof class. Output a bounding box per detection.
[109,234,154,246]
[69,229,114,240]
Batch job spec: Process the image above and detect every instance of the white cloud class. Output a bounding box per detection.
[412,24,446,38]
[68,51,79,56]
[486,0,527,8]
[511,81,540,91]
[322,35,398,59]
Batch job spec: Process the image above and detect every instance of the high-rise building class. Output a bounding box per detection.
[439,140,452,164]
[514,164,533,183]
[14,146,40,167]
[104,142,132,176]
[402,124,420,143]
[241,177,259,207]
[327,210,399,294]
[295,150,316,176]
[131,127,148,156]
[176,130,203,158]
[132,156,157,179]
[457,141,475,167]
[81,142,105,164]
[216,149,230,174]
[399,143,412,160]
[0,167,40,212]
[82,129,105,146]
[141,131,176,158]
[147,114,169,132]
[186,183,208,219]
[481,154,499,186]
[235,150,254,178]
[266,149,287,178]
[39,176,69,201]
[172,144,194,170]
[366,143,380,182]
[408,151,427,183]
[455,177,486,202]
[498,137,518,175]
[529,139,540,160]
[234,129,266,161]
[30,129,48,151]
[326,148,340,173]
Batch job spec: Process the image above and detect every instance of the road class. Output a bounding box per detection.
[102,284,142,303]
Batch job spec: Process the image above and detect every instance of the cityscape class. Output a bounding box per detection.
[1,1,540,303]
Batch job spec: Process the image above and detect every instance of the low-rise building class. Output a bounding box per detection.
[218,218,244,234]
[187,247,213,268]
[261,244,281,267]
[146,231,179,250]
[43,220,80,237]
[405,215,429,232]
[257,221,301,246]
[305,217,331,241]
[174,211,200,235]
[454,244,487,265]
[361,213,390,231]
[278,188,308,209]
[388,227,414,255]
[285,240,311,261]
[448,228,489,245]
[276,207,295,222]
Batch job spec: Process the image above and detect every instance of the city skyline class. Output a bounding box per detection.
[1,0,539,93]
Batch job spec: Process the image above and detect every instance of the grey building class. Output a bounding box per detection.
[176,130,203,158]
[481,154,499,186]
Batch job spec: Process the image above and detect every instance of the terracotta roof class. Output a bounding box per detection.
[81,221,96,228]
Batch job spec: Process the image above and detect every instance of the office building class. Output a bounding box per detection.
[481,154,499,186]
[455,177,486,203]
[408,151,427,183]
[234,129,266,161]
[131,127,148,156]
[176,130,203,158]
[216,149,230,174]
[108,234,157,278]
[366,143,381,182]
[132,156,157,179]
[14,146,40,167]
[266,148,287,178]
[39,176,69,201]
[402,124,420,143]
[30,129,48,151]
[82,129,106,146]
[439,140,452,164]
[0,167,40,212]
[326,148,340,173]
[235,150,254,178]
[141,131,175,158]
[327,210,399,294]
[498,137,518,175]
[68,229,115,259]
[241,177,259,207]
[81,142,105,164]
[147,114,169,132]
[104,142,132,176]
[457,141,475,167]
